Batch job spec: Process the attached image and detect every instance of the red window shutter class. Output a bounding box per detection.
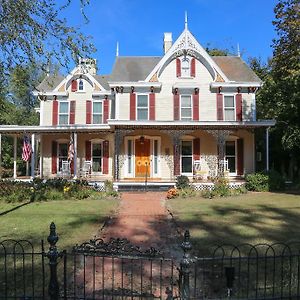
[149,93,155,120]
[176,58,181,77]
[193,138,200,161]
[191,58,196,77]
[51,141,57,174]
[216,93,224,121]
[237,138,244,175]
[174,144,180,176]
[236,93,243,121]
[173,93,180,120]
[103,140,109,174]
[193,93,199,121]
[85,141,91,161]
[86,100,92,124]
[103,99,109,123]
[69,101,76,124]
[71,80,77,92]
[52,100,58,125]
[130,93,136,120]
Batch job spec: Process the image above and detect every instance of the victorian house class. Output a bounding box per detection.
[0,22,275,188]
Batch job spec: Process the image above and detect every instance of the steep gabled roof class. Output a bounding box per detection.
[110,56,162,82]
[36,74,64,92]
[212,56,261,82]
[93,75,110,90]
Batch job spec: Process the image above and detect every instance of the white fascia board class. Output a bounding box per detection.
[33,91,68,97]
[210,82,262,88]
[0,124,111,134]
[108,120,276,127]
[92,91,112,96]
[109,82,162,88]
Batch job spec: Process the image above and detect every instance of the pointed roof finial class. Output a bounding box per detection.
[237,43,240,57]
[116,41,119,57]
[185,11,188,30]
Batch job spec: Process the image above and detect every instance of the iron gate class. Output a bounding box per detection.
[1,223,300,299]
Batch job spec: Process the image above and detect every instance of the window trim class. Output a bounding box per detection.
[136,94,149,121]
[180,140,193,175]
[92,100,103,124]
[180,94,193,121]
[223,93,236,121]
[58,101,69,125]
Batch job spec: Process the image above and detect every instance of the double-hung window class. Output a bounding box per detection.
[180,95,192,121]
[92,101,103,124]
[59,101,69,125]
[224,95,235,121]
[137,95,148,120]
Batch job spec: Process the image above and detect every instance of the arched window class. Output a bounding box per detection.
[181,57,190,77]
[78,79,84,91]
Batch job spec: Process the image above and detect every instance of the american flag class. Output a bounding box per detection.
[68,136,74,161]
[22,136,32,162]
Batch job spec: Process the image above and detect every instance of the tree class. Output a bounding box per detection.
[254,0,300,179]
[0,0,95,76]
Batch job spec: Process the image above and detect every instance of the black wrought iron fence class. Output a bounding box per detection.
[1,223,300,299]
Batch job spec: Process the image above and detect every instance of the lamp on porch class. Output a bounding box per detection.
[139,135,145,145]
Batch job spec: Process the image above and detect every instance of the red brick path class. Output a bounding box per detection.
[101,192,178,253]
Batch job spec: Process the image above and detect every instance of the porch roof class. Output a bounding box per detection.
[0,124,111,135]
[108,120,276,130]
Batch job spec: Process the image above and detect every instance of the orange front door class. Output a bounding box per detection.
[135,139,150,177]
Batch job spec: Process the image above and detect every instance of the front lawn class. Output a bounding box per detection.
[168,192,300,255]
[0,197,119,250]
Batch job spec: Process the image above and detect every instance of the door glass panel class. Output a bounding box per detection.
[154,140,158,175]
[92,143,102,172]
[225,141,236,173]
[182,141,192,155]
[127,140,132,174]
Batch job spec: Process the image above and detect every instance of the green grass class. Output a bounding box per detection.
[0,197,119,250]
[168,192,300,254]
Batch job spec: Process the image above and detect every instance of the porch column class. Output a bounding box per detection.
[0,133,2,179]
[30,133,35,179]
[73,132,78,179]
[13,135,17,179]
[39,135,43,178]
[266,127,269,171]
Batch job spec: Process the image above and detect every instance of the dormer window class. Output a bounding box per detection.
[78,79,84,91]
[181,57,190,77]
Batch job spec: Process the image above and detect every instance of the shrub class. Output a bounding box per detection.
[178,187,196,198]
[245,173,269,192]
[176,175,190,189]
[267,169,285,191]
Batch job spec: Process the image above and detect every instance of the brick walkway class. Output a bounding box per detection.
[101,191,179,254]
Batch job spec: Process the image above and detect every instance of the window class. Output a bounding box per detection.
[137,95,148,120]
[78,79,84,91]
[181,95,192,121]
[181,57,190,77]
[181,140,193,174]
[92,101,103,124]
[92,143,102,173]
[58,143,68,171]
[225,141,236,173]
[224,95,235,121]
[153,140,159,175]
[59,101,69,125]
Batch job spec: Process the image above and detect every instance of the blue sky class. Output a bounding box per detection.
[64,0,277,75]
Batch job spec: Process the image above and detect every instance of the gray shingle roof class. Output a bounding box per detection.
[212,56,261,82]
[110,56,162,82]
[93,74,110,90]
[36,74,64,92]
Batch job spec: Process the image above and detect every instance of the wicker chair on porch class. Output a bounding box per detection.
[80,160,92,178]
[61,160,71,178]
[193,160,209,181]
